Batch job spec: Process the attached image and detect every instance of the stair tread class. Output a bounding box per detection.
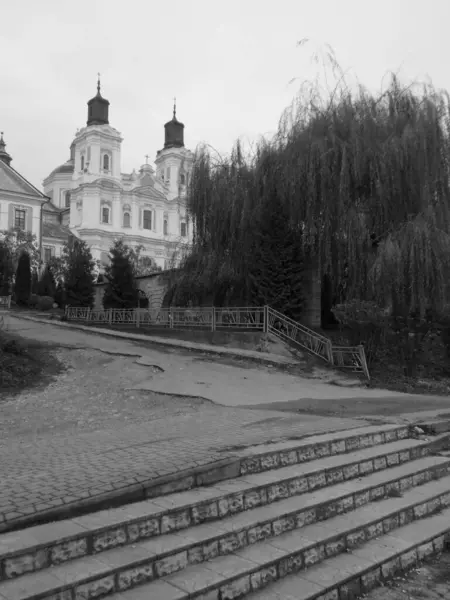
[251,510,450,599]
[236,424,407,458]
[119,508,450,600]
[0,437,431,560]
[1,469,448,599]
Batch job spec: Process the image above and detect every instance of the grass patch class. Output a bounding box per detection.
[0,329,64,396]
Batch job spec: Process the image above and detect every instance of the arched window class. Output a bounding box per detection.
[163,219,168,235]
[180,222,187,237]
[81,155,85,171]
[65,191,71,208]
[102,206,110,224]
[103,154,110,171]
[123,212,131,228]
[180,173,185,185]
[166,167,171,182]
[143,210,152,230]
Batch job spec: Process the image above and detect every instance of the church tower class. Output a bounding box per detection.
[154,101,193,201]
[72,75,123,181]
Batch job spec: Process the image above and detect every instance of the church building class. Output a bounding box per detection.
[42,78,194,271]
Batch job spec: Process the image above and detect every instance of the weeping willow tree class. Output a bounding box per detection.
[171,56,450,318]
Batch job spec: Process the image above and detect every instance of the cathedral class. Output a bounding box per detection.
[41,78,194,271]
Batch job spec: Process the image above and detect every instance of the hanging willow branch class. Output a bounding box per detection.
[175,67,450,316]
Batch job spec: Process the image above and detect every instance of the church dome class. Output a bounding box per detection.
[87,75,110,126]
[50,160,74,177]
[164,101,184,149]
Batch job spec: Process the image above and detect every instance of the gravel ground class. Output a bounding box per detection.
[0,347,210,440]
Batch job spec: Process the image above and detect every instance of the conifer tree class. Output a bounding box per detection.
[31,270,39,294]
[63,239,95,307]
[0,241,13,296]
[103,240,139,309]
[14,252,31,306]
[248,190,305,321]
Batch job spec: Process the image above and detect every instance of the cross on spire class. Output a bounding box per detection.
[145,154,149,164]
[97,72,101,94]
[173,97,176,119]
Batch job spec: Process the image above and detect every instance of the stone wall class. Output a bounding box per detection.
[93,270,174,310]
[92,266,322,328]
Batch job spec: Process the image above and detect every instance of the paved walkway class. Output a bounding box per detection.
[0,315,448,531]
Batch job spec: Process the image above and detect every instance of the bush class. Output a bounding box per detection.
[38,265,56,297]
[37,296,54,311]
[28,293,39,308]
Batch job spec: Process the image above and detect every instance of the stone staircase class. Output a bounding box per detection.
[1,424,450,600]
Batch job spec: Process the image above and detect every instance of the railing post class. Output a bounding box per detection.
[109,308,112,325]
[169,309,173,329]
[327,340,334,365]
[211,307,216,332]
[136,308,140,329]
[263,305,268,333]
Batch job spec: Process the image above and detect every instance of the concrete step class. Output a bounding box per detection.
[249,509,450,600]
[235,424,411,476]
[0,457,449,600]
[0,436,439,584]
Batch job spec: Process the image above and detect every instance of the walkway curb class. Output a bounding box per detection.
[11,314,299,368]
[0,457,241,535]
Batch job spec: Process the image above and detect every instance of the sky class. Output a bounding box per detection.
[2,0,450,190]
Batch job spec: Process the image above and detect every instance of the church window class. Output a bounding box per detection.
[143,210,152,230]
[65,191,71,208]
[180,222,187,237]
[14,209,26,230]
[103,154,110,171]
[81,155,85,170]
[123,212,131,227]
[180,173,185,185]
[102,206,110,224]
[163,219,168,235]
[166,167,171,182]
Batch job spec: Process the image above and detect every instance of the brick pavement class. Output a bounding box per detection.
[0,316,396,531]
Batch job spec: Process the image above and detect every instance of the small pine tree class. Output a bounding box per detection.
[248,191,305,321]
[63,239,96,307]
[14,252,32,306]
[31,270,39,294]
[103,240,139,309]
[38,265,56,297]
[0,241,13,296]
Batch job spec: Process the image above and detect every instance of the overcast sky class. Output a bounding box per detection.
[2,0,449,189]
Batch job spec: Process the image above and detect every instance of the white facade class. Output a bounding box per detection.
[0,134,47,243]
[42,88,194,271]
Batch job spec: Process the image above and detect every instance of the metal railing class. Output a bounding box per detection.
[266,306,370,380]
[0,296,11,310]
[266,306,333,363]
[65,306,265,331]
[65,304,370,379]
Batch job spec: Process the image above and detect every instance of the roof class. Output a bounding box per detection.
[0,159,47,200]
[42,221,71,241]
[49,159,74,178]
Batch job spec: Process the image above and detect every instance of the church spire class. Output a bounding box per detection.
[87,73,110,126]
[0,132,12,166]
[164,99,184,149]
